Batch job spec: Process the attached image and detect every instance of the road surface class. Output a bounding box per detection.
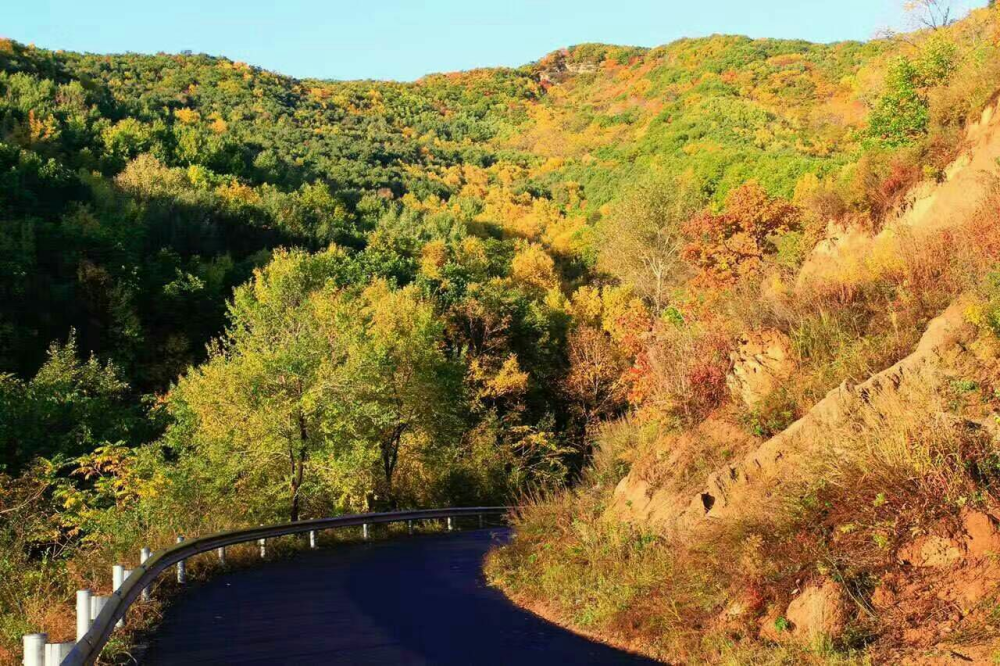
[142,528,657,665]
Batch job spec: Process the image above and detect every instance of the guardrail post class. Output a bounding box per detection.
[112,565,126,628]
[217,546,226,565]
[44,642,73,666]
[408,520,413,535]
[22,633,45,666]
[140,547,152,601]
[176,536,186,584]
[479,514,484,529]
[363,523,369,540]
[309,530,317,548]
[258,537,266,558]
[75,590,92,642]
[90,595,109,621]
[447,517,453,532]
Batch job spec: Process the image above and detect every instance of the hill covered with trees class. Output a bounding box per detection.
[4,3,1000,662]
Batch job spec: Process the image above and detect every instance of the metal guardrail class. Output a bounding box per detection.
[51,507,506,666]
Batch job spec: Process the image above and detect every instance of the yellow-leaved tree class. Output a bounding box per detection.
[165,249,463,522]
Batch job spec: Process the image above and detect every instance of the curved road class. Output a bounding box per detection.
[143,528,656,665]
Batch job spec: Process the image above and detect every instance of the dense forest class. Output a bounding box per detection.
[4,3,1000,662]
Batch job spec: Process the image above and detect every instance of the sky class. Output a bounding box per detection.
[3,0,989,82]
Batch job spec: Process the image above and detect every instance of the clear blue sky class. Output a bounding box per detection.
[3,0,988,81]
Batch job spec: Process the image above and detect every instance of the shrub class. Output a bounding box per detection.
[866,57,930,148]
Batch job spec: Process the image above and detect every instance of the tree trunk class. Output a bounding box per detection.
[289,411,309,522]
[380,423,406,508]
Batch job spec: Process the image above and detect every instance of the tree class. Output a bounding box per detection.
[0,332,142,473]
[904,0,955,30]
[682,182,800,284]
[597,177,703,313]
[166,250,464,520]
[320,281,464,507]
[866,57,931,147]
[563,325,631,439]
[166,249,344,522]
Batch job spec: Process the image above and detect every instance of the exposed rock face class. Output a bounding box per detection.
[537,49,600,85]
[727,329,795,408]
[898,536,963,568]
[612,417,755,527]
[898,509,1000,569]
[785,579,847,643]
[961,508,1000,560]
[798,98,1000,290]
[886,508,1000,652]
[612,301,978,541]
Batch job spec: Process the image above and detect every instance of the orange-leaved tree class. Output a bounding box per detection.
[682,182,800,284]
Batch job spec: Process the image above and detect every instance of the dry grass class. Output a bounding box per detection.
[488,174,1000,658]
[488,366,1000,663]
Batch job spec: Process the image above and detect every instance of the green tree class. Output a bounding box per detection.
[320,280,464,507]
[0,332,140,473]
[866,57,930,147]
[166,249,463,520]
[597,177,703,313]
[166,249,340,522]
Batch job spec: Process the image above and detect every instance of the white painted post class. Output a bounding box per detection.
[90,595,109,621]
[113,564,126,628]
[363,523,369,540]
[176,536,186,584]
[309,530,317,549]
[44,642,73,666]
[407,520,413,535]
[258,538,266,558]
[447,516,453,532]
[22,633,45,666]
[479,514,484,529]
[75,589,92,642]
[140,547,152,601]
[217,546,226,565]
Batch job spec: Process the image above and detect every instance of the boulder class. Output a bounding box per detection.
[785,579,847,643]
[898,535,963,568]
[961,508,1000,560]
[727,329,794,408]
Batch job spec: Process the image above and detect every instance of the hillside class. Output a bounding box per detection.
[485,7,1000,664]
[4,4,1000,664]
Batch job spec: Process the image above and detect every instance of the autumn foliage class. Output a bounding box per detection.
[682,182,800,284]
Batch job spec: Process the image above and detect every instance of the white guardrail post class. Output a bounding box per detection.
[22,633,45,666]
[217,546,226,565]
[90,596,108,622]
[112,565,126,628]
[140,547,152,601]
[363,523,369,540]
[75,590,91,643]
[309,530,317,549]
[447,517,453,532]
[176,536,186,583]
[44,641,73,666]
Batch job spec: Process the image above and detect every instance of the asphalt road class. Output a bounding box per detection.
[142,528,657,665]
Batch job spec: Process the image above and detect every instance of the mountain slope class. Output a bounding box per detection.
[486,7,1000,664]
